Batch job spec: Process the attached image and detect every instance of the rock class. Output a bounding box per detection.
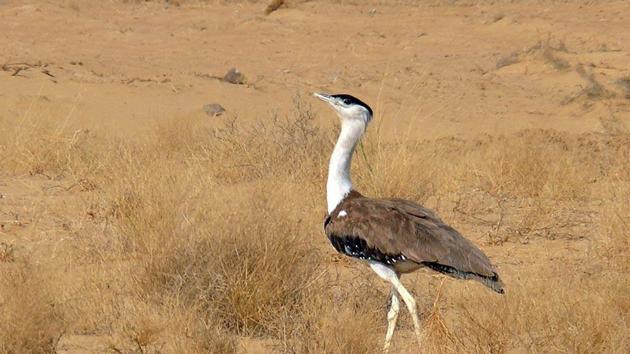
[203,103,225,117]
[264,0,284,15]
[223,68,246,85]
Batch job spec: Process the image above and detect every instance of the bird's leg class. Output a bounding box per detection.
[383,288,400,353]
[389,276,422,349]
[368,262,421,350]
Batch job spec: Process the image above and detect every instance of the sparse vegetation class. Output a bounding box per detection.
[2,1,630,352]
[496,38,569,70]
[0,262,64,354]
[1,96,629,352]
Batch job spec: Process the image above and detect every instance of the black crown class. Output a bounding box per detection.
[332,94,373,116]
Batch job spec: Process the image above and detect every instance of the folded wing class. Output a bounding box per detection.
[324,192,504,293]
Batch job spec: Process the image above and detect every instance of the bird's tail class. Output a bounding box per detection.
[467,271,504,294]
[423,262,505,294]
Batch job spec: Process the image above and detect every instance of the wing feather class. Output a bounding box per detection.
[325,193,504,293]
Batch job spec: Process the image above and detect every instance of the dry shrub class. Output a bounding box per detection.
[105,147,202,257]
[109,298,238,354]
[0,243,15,263]
[299,301,382,354]
[354,135,437,202]
[135,186,324,338]
[444,272,630,353]
[465,130,594,200]
[0,115,100,180]
[93,98,329,350]
[0,262,64,353]
[205,95,330,184]
[295,279,385,354]
[116,304,166,353]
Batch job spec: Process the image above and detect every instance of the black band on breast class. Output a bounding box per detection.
[328,234,406,266]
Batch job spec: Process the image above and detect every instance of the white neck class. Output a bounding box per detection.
[327,119,365,213]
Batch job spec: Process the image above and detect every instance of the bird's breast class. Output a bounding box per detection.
[327,234,410,268]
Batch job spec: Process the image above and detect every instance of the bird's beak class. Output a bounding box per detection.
[313,92,335,104]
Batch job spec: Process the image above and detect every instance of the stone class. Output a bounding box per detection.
[203,103,225,117]
[223,68,246,85]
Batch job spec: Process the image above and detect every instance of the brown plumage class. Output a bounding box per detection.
[324,190,504,294]
[314,92,503,351]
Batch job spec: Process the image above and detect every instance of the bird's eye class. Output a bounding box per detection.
[343,98,351,105]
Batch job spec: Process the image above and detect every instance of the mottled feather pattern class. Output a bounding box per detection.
[324,191,504,293]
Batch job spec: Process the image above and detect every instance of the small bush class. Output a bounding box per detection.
[0,262,64,353]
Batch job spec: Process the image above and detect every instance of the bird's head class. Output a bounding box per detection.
[313,93,373,127]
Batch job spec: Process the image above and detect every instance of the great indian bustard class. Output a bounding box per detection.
[314,92,504,352]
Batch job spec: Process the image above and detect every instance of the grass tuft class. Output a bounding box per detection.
[0,262,64,354]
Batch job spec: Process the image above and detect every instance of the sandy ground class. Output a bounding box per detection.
[1,0,629,353]
[2,1,628,138]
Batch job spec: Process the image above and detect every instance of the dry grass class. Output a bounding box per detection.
[496,38,569,70]
[296,283,384,354]
[442,273,629,353]
[598,169,630,273]
[0,96,629,353]
[0,262,64,354]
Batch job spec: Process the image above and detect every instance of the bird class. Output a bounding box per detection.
[313,92,504,352]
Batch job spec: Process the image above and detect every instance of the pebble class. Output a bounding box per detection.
[223,68,246,85]
[203,103,225,117]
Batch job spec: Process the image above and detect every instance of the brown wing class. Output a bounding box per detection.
[324,192,504,293]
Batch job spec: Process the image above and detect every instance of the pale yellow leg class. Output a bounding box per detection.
[368,262,422,350]
[389,276,422,349]
[383,289,400,353]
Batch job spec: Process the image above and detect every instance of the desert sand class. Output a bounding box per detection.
[1,1,629,353]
